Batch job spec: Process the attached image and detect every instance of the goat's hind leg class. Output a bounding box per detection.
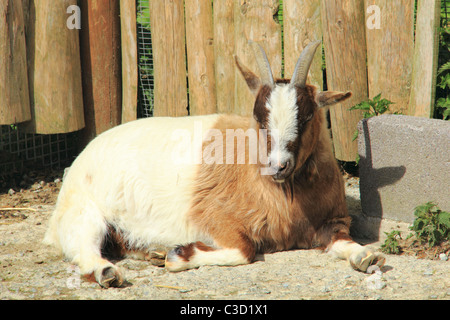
[56,206,125,288]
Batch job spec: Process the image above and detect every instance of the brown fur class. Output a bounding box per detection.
[187,85,350,263]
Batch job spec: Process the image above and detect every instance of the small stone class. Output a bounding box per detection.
[365,273,386,290]
[54,178,61,184]
[423,268,434,276]
[366,265,380,274]
[439,253,448,261]
[8,188,15,196]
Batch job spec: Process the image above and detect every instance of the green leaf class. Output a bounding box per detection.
[438,61,450,75]
[373,93,382,102]
[438,211,450,229]
[352,130,359,142]
[350,101,370,111]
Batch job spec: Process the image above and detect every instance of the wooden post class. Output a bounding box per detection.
[284,0,323,89]
[409,0,441,118]
[321,0,368,161]
[0,0,31,125]
[120,0,138,123]
[365,0,415,115]
[80,0,122,143]
[185,0,217,115]
[233,0,282,117]
[214,0,235,114]
[149,0,188,117]
[23,0,84,134]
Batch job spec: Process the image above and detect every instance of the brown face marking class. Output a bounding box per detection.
[252,85,272,128]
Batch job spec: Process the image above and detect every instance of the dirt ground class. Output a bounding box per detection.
[0,169,449,300]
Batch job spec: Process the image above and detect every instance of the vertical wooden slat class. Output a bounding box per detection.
[321,0,368,161]
[120,0,138,123]
[24,0,85,134]
[409,0,441,118]
[234,0,282,116]
[185,0,217,115]
[284,0,323,89]
[80,0,121,143]
[214,0,235,114]
[0,0,31,125]
[149,0,188,117]
[365,0,415,115]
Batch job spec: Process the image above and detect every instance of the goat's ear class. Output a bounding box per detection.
[235,55,261,96]
[315,91,352,108]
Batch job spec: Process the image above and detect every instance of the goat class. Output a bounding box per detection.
[44,40,385,288]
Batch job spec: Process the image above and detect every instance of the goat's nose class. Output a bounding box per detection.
[272,160,290,175]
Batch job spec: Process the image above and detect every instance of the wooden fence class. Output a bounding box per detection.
[149,0,441,161]
[0,0,441,161]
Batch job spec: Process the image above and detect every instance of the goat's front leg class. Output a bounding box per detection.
[165,237,255,272]
[327,232,385,272]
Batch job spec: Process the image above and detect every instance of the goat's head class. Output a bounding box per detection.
[235,40,351,183]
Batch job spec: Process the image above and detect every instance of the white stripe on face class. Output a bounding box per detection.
[266,84,298,167]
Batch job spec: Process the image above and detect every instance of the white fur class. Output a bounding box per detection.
[166,248,248,272]
[328,240,365,260]
[266,84,298,166]
[328,240,385,272]
[44,115,221,274]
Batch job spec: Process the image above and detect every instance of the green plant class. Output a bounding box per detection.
[410,202,450,247]
[434,3,450,120]
[350,93,396,142]
[381,230,402,255]
[436,60,450,120]
[349,94,397,163]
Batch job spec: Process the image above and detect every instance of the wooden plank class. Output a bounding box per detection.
[149,0,188,117]
[185,0,217,115]
[321,0,368,161]
[365,0,415,115]
[80,0,121,142]
[234,0,282,116]
[213,0,235,114]
[283,0,323,89]
[0,0,31,125]
[409,0,441,118]
[120,0,138,123]
[24,0,85,134]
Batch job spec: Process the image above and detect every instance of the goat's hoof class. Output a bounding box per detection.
[96,266,124,288]
[146,250,167,267]
[350,249,386,272]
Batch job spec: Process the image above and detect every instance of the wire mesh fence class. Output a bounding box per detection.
[0,126,79,177]
[136,0,154,118]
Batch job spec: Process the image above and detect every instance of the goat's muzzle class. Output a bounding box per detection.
[271,159,293,183]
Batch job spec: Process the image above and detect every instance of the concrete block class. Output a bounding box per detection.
[357,115,450,224]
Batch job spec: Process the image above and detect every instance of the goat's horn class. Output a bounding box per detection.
[249,40,275,87]
[290,40,321,88]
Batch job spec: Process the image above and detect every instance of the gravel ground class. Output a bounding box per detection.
[0,177,449,300]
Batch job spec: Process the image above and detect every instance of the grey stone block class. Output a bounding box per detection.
[358,114,450,224]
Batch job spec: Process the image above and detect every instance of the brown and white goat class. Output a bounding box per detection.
[44,40,385,288]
